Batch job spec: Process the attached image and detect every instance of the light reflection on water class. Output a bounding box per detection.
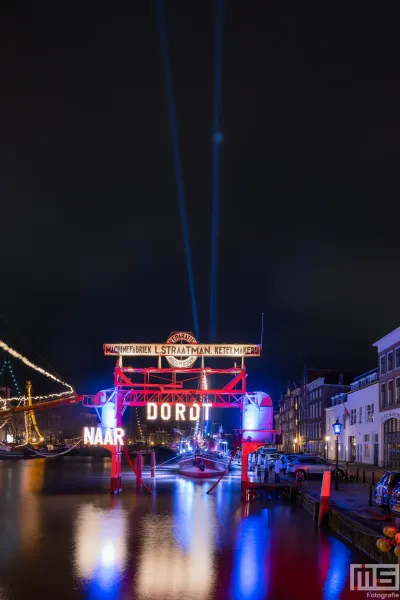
[0,459,370,600]
[136,478,216,599]
[74,502,128,595]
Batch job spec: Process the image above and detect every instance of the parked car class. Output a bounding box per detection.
[279,453,312,471]
[286,457,345,478]
[389,479,400,514]
[375,471,400,508]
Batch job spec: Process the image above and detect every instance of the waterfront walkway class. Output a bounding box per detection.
[250,467,395,530]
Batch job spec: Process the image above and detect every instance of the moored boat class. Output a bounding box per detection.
[178,451,227,478]
[0,446,23,459]
[178,438,231,478]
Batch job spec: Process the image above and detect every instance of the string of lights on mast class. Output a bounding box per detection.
[136,407,144,441]
[0,340,74,402]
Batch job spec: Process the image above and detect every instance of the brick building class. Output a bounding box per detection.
[277,370,352,455]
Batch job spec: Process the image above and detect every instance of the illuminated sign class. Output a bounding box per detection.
[83,426,125,446]
[164,332,198,368]
[147,402,212,421]
[104,342,260,359]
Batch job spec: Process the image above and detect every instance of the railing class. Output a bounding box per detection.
[349,372,379,392]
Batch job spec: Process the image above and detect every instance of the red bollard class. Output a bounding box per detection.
[136,453,143,484]
[241,451,249,497]
[319,470,331,526]
[151,451,156,478]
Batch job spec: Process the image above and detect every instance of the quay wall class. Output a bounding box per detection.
[295,490,397,564]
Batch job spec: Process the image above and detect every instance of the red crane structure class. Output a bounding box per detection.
[0,333,282,495]
[81,334,282,494]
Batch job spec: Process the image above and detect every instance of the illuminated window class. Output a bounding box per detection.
[381,383,386,408]
[381,356,386,375]
[388,380,394,406]
[366,404,374,422]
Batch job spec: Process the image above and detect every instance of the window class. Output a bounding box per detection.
[350,409,356,425]
[381,355,386,375]
[364,434,370,442]
[396,347,400,369]
[359,406,362,423]
[364,444,370,458]
[388,352,393,371]
[397,378,400,403]
[367,404,374,422]
[319,423,321,438]
[388,380,394,406]
[381,383,387,408]
[319,388,322,398]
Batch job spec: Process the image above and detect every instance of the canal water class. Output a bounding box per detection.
[0,457,370,600]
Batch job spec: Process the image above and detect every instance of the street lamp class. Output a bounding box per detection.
[332,418,343,491]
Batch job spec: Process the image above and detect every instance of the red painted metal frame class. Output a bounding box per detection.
[112,365,247,408]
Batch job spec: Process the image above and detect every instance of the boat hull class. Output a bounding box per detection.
[178,454,227,478]
[0,451,24,460]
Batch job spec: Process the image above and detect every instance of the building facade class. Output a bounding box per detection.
[325,369,379,465]
[277,371,351,455]
[276,387,299,452]
[299,374,351,456]
[373,327,400,469]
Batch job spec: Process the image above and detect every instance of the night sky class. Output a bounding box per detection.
[1,2,400,404]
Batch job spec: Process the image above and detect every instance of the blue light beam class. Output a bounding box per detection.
[155,0,199,339]
[209,0,224,343]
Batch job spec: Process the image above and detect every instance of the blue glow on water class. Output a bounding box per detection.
[231,516,270,600]
[173,477,195,552]
[322,536,352,600]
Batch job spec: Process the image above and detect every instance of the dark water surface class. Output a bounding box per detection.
[0,458,369,600]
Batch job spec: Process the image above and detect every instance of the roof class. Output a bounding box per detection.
[373,327,400,353]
